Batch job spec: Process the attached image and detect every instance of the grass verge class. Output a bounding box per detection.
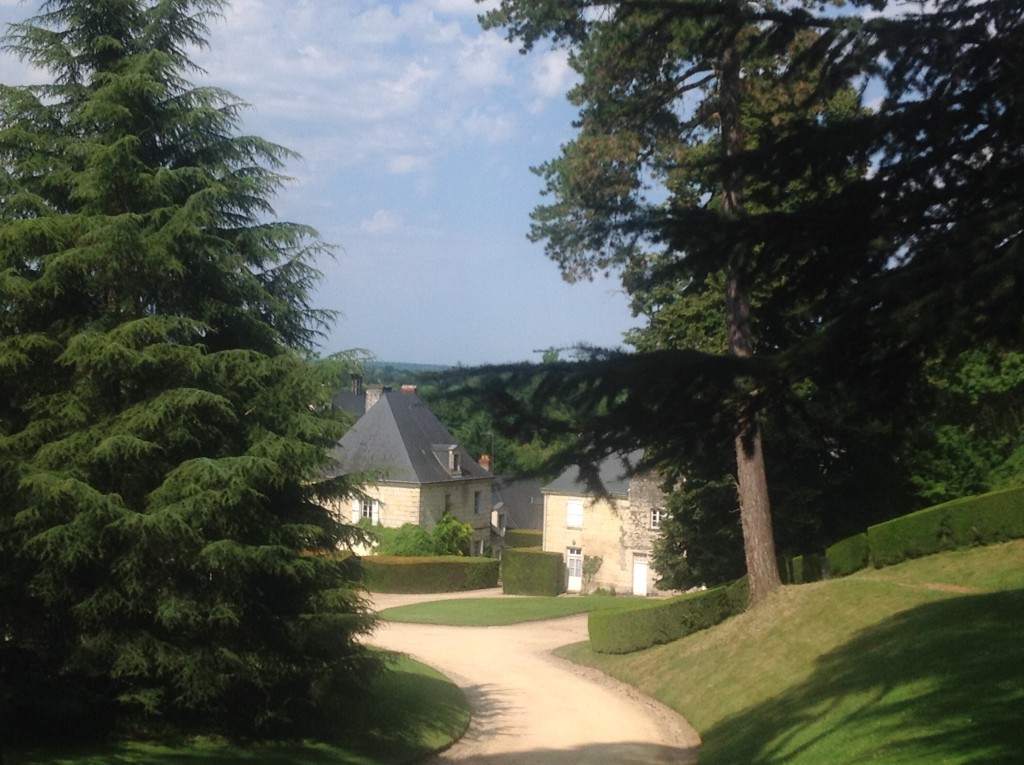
[379,594,651,625]
[5,655,469,765]
[556,539,1024,764]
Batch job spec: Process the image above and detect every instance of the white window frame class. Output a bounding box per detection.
[567,547,583,578]
[566,499,584,529]
[650,508,665,530]
[353,498,379,525]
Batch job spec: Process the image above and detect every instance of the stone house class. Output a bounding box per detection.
[326,385,493,555]
[541,451,666,595]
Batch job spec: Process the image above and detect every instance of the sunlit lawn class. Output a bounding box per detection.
[556,539,1024,764]
[6,655,469,765]
[379,593,653,625]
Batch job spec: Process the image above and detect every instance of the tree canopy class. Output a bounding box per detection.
[474,0,1023,595]
[0,0,374,741]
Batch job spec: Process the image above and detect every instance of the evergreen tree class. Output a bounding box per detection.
[0,0,375,740]
[478,0,1022,599]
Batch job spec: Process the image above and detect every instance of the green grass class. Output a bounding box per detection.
[379,594,651,625]
[556,539,1024,764]
[6,655,469,765]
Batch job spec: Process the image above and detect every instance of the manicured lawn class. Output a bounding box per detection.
[379,594,652,625]
[6,655,469,765]
[555,539,1024,764]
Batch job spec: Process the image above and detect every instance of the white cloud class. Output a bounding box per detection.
[361,209,403,233]
[532,49,576,99]
[388,154,431,175]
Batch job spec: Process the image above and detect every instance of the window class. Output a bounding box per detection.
[444,493,452,514]
[474,490,482,515]
[448,448,461,475]
[353,498,379,525]
[650,508,665,530]
[473,539,485,556]
[566,499,584,529]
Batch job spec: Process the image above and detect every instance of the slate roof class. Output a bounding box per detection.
[491,475,544,530]
[542,450,645,498]
[327,391,489,485]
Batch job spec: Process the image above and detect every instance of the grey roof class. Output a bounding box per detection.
[328,391,489,485]
[492,475,544,530]
[542,450,645,498]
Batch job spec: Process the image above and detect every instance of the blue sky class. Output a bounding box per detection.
[0,0,640,366]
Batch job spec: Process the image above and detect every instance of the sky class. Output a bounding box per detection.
[0,0,641,366]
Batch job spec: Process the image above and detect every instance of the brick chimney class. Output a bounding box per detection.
[479,454,492,473]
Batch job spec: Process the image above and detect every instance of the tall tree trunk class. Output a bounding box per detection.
[720,18,783,604]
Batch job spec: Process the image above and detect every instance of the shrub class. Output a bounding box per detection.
[372,524,436,557]
[362,556,499,593]
[790,553,825,584]
[588,578,750,654]
[502,548,565,596]
[369,513,473,557]
[504,529,542,548]
[868,487,1024,567]
[826,533,871,577]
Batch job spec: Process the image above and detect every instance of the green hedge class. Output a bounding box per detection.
[867,487,1024,567]
[504,529,543,548]
[502,548,565,596]
[790,553,825,584]
[361,556,500,593]
[588,578,750,654]
[826,533,871,577]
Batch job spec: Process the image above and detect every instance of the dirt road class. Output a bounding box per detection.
[370,591,700,764]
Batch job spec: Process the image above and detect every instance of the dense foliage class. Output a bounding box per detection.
[470,0,1024,592]
[0,0,375,741]
[367,512,474,557]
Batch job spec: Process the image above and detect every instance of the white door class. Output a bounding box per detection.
[567,547,583,593]
[632,553,649,596]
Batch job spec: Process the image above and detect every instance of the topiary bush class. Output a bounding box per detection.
[826,533,871,577]
[362,556,499,593]
[504,529,542,548]
[588,577,750,654]
[502,548,565,596]
[868,486,1024,567]
[790,553,825,584]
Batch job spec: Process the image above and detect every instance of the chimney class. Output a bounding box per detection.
[479,454,492,473]
[364,384,390,413]
[400,384,418,394]
[350,372,363,395]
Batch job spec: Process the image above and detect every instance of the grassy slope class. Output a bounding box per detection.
[557,539,1024,764]
[379,594,650,625]
[7,655,469,765]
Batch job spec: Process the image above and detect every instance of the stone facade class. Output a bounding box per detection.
[542,466,665,595]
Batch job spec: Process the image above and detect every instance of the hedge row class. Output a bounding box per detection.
[867,486,1024,567]
[504,529,543,548]
[361,555,500,593]
[502,547,565,596]
[789,487,1024,581]
[825,533,870,577]
[588,578,750,655]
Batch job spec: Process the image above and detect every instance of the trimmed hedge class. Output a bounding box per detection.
[826,533,871,577]
[361,555,500,593]
[502,548,565,596]
[504,529,543,548]
[588,578,750,654]
[867,486,1024,567]
[790,553,825,584]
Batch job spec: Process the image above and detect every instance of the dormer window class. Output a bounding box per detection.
[431,443,463,476]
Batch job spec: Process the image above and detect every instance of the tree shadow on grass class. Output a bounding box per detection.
[700,589,1024,764]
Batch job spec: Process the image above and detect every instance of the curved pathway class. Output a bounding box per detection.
[370,590,700,764]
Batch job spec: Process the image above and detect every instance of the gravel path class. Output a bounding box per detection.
[369,590,701,764]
